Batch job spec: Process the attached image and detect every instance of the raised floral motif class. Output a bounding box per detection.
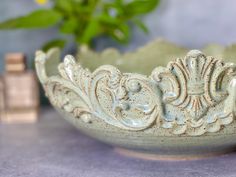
[151,50,236,135]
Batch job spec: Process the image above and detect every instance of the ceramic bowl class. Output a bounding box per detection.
[35,39,236,160]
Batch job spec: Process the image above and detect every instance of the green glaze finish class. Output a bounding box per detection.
[35,40,236,157]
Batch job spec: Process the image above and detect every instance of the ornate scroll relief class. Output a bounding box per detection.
[90,65,160,130]
[35,49,236,136]
[36,53,93,123]
[35,51,160,130]
[151,50,236,135]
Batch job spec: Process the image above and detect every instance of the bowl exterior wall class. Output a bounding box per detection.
[35,47,236,157]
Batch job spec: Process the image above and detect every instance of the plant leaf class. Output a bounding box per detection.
[98,13,121,26]
[60,17,78,34]
[54,0,74,14]
[125,0,160,16]
[79,19,100,44]
[0,9,62,29]
[111,24,130,43]
[42,39,66,52]
[132,19,149,33]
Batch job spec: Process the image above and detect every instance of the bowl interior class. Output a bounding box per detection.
[44,39,236,76]
[77,39,236,75]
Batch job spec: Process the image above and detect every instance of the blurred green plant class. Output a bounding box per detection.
[0,0,160,51]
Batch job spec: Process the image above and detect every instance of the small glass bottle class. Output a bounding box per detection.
[2,53,39,123]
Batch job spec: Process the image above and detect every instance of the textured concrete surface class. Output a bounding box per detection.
[1,0,236,72]
[1,108,236,177]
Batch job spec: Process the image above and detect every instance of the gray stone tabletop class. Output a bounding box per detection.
[1,108,236,177]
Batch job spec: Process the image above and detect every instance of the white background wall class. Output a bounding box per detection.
[1,0,236,72]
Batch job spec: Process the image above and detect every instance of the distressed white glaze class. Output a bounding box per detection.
[35,49,236,136]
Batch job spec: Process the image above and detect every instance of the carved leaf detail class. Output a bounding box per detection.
[152,50,236,135]
[152,50,235,119]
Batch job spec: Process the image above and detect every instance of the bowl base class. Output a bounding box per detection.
[114,147,230,161]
